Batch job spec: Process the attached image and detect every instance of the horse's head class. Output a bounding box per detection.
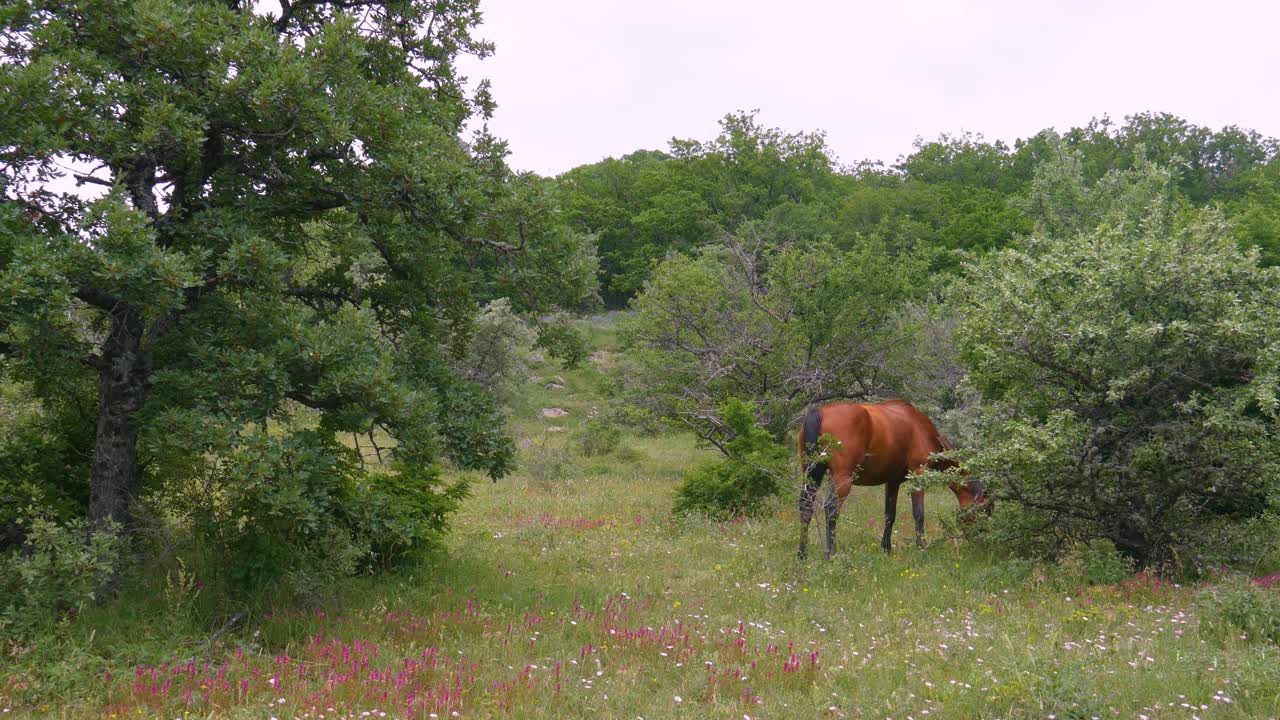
[950,478,993,516]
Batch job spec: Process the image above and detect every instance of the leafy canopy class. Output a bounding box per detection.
[622,223,923,448]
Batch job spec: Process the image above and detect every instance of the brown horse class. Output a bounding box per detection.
[796,400,987,559]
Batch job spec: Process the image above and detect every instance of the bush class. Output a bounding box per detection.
[673,399,789,519]
[0,385,94,545]
[956,148,1280,572]
[623,224,924,443]
[452,299,536,404]
[1060,539,1135,586]
[144,426,464,597]
[521,437,577,487]
[576,415,622,457]
[1195,575,1280,645]
[535,315,589,370]
[0,517,122,641]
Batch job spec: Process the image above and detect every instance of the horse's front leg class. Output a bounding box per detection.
[882,481,901,553]
[911,488,926,548]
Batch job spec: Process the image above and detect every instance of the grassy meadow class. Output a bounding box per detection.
[3,321,1279,720]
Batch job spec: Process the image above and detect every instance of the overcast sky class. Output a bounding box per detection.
[459,0,1280,176]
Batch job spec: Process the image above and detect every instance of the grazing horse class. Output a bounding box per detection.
[796,400,988,559]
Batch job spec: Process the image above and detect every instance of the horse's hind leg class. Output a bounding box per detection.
[797,480,818,560]
[823,472,851,560]
[823,488,840,560]
[911,488,926,548]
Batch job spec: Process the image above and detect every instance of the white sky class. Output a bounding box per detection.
[460,0,1280,176]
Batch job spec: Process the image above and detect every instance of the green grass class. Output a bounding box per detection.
[3,321,1280,718]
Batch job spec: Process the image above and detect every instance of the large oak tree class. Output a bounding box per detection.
[0,0,594,564]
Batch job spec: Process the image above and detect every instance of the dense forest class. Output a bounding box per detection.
[560,110,1280,307]
[4,7,1280,715]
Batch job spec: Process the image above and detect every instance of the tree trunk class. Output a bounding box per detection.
[89,307,148,531]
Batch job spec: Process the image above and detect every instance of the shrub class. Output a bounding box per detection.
[577,415,622,457]
[0,517,122,641]
[0,385,94,545]
[1060,539,1135,586]
[673,399,789,519]
[1195,575,1280,645]
[956,148,1280,572]
[521,438,577,487]
[623,224,924,443]
[452,299,536,404]
[144,427,465,597]
[535,315,589,370]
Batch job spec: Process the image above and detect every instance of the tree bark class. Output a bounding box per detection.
[88,306,148,531]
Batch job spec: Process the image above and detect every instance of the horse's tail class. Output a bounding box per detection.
[800,407,826,484]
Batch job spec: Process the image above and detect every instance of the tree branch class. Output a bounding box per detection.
[145,273,220,347]
[74,174,115,188]
[74,285,124,312]
[445,227,519,253]
[285,286,352,311]
[286,389,356,412]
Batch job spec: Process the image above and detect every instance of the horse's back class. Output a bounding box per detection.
[816,400,947,485]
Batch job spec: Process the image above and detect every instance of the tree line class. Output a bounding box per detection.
[560,110,1280,306]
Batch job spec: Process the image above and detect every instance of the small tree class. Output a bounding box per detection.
[622,223,924,448]
[672,398,790,519]
[956,147,1280,572]
[451,299,536,404]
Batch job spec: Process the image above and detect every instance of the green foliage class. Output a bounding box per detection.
[1059,540,1135,586]
[672,398,789,519]
[144,426,466,596]
[624,223,923,443]
[0,0,593,598]
[535,316,590,370]
[956,146,1280,572]
[1195,576,1280,645]
[452,298,536,404]
[1,517,122,641]
[1222,160,1280,266]
[560,113,1277,306]
[347,462,470,568]
[558,112,848,307]
[0,400,91,534]
[576,415,622,457]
